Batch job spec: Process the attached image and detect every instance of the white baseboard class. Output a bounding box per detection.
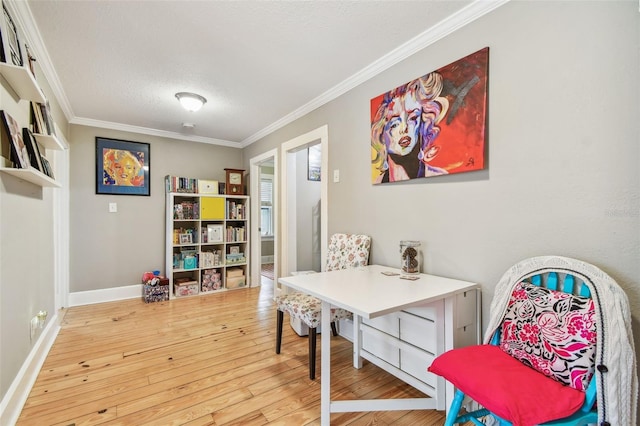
[0,313,60,425]
[261,255,274,264]
[68,284,142,307]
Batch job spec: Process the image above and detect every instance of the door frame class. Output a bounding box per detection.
[249,148,278,293]
[279,125,329,297]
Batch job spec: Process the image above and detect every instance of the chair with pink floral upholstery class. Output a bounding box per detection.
[428,256,637,426]
[275,233,371,379]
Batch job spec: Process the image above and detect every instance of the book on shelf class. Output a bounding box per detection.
[31,102,46,134]
[42,101,55,136]
[226,226,246,242]
[227,201,246,219]
[30,101,55,136]
[165,175,198,193]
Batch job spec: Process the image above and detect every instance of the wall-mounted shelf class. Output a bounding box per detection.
[0,167,60,188]
[0,62,47,103]
[1,61,64,188]
[33,133,65,150]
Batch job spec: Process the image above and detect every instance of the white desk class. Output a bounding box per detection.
[278,264,480,426]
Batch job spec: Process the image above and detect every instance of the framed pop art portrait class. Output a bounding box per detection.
[96,137,150,196]
[371,47,489,184]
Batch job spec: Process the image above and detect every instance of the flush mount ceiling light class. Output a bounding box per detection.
[175,92,207,112]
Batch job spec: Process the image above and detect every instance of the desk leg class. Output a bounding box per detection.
[321,301,331,426]
[443,296,455,412]
[353,314,363,369]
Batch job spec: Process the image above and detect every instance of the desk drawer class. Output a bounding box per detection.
[362,326,400,367]
[363,313,399,337]
[401,348,437,388]
[403,300,442,322]
[399,311,437,354]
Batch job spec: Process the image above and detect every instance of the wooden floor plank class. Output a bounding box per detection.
[16,278,449,425]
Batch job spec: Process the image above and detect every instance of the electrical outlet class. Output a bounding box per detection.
[109,203,117,213]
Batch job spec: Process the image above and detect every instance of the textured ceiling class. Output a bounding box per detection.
[26,0,479,147]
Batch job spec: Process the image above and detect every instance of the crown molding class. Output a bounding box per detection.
[240,0,509,147]
[10,0,508,149]
[70,117,241,148]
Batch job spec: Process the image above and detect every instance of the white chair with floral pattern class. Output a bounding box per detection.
[275,233,371,379]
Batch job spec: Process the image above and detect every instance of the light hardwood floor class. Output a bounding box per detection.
[16,278,449,425]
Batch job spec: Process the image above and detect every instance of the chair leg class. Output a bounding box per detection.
[445,389,466,426]
[276,310,284,354]
[309,327,317,380]
[330,321,338,336]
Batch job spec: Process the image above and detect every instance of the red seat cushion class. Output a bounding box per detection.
[428,345,585,426]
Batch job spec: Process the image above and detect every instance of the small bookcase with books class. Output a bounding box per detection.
[165,192,249,298]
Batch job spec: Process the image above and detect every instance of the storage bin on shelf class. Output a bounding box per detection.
[226,267,245,289]
[174,277,198,297]
[201,268,222,292]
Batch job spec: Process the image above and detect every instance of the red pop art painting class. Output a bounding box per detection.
[371,47,488,184]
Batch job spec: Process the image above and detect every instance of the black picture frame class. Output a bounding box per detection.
[22,128,43,172]
[1,2,23,66]
[96,137,150,196]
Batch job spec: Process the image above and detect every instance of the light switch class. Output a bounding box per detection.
[333,169,340,183]
[109,202,117,213]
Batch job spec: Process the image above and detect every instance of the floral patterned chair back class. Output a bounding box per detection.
[325,233,371,272]
[275,232,371,380]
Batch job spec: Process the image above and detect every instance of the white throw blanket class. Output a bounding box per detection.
[483,256,637,426]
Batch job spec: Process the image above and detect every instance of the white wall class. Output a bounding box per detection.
[242,0,640,384]
[0,17,68,403]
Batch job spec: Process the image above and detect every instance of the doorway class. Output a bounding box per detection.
[249,149,278,295]
[278,125,329,299]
